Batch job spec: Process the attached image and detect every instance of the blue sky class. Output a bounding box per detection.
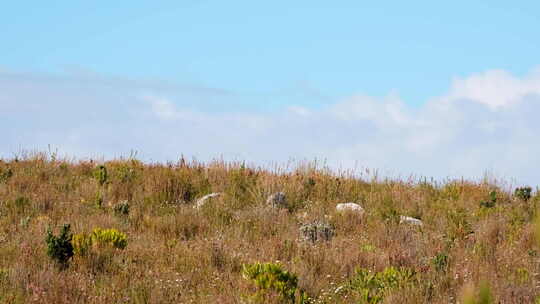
[2,1,540,184]
[3,1,539,105]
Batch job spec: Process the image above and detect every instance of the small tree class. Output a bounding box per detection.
[45,224,74,268]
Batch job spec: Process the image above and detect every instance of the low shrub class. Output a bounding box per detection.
[113,201,130,216]
[90,228,127,250]
[72,228,127,256]
[242,262,308,303]
[299,220,334,244]
[93,165,108,186]
[514,187,532,201]
[343,266,416,303]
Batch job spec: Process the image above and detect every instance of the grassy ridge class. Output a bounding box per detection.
[0,152,539,303]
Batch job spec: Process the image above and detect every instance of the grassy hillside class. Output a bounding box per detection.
[0,152,539,303]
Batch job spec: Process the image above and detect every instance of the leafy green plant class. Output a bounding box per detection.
[45,224,74,268]
[113,201,130,216]
[93,165,108,186]
[72,228,127,257]
[242,262,307,303]
[432,252,449,272]
[72,233,92,256]
[446,208,473,241]
[0,167,13,183]
[344,266,416,303]
[514,187,532,201]
[479,190,497,208]
[90,228,128,250]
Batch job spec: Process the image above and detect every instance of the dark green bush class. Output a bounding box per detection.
[45,224,74,268]
[479,191,497,208]
[93,165,108,186]
[514,187,532,201]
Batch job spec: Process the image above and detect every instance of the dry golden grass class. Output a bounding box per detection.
[0,152,539,303]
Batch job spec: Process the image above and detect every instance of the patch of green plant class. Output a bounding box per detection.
[94,191,104,209]
[72,228,127,257]
[113,201,130,216]
[45,224,74,268]
[12,196,30,213]
[0,167,13,183]
[343,266,416,303]
[479,190,497,208]
[432,252,449,272]
[515,187,532,201]
[446,208,473,242]
[72,233,92,256]
[19,216,31,228]
[93,165,108,186]
[90,228,128,250]
[114,164,138,184]
[0,267,8,284]
[151,171,194,204]
[242,262,308,303]
[377,195,400,223]
[514,267,530,284]
[360,244,377,253]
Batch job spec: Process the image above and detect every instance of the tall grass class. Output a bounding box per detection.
[0,152,539,303]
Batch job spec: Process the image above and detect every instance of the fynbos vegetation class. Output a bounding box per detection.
[0,152,540,303]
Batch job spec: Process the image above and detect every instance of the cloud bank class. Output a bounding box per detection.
[2,68,540,185]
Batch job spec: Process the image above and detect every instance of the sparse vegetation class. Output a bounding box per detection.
[0,151,540,303]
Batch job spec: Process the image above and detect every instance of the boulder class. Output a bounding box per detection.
[336,202,365,215]
[194,193,221,209]
[266,192,287,208]
[399,215,423,226]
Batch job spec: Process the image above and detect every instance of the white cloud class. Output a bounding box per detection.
[445,69,540,109]
[2,68,540,185]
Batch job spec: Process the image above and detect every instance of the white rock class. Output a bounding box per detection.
[336,202,365,215]
[194,193,221,209]
[399,215,423,226]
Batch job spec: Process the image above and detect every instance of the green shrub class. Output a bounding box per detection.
[432,252,449,272]
[0,167,12,183]
[446,208,473,242]
[93,165,108,186]
[91,228,128,250]
[113,201,130,216]
[45,224,74,268]
[242,262,307,303]
[344,266,416,303]
[72,233,92,256]
[479,190,497,208]
[514,187,532,201]
[72,228,127,257]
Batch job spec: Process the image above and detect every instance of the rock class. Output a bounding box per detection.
[299,220,335,243]
[336,202,365,215]
[266,192,287,208]
[195,193,221,209]
[399,215,423,226]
